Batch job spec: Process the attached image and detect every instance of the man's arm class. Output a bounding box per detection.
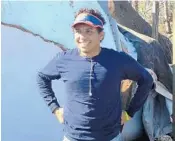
[120,52,154,117]
[37,53,62,113]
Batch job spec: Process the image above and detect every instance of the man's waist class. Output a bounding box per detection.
[63,113,121,139]
[63,123,120,141]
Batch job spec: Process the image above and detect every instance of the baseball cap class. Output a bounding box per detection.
[72,13,104,29]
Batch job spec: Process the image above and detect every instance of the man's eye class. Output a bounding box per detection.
[74,30,80,33]
[86,30,92,33]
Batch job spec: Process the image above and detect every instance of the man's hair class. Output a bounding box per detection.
[74,8,106,33]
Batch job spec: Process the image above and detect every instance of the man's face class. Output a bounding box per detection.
[73,23,104,53]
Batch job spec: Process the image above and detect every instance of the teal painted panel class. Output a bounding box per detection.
[1,1,137,141]
[2,25,66,141]
[2,1,119,50]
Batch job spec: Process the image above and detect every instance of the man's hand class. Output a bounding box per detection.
[121,111,131,125]
[54,107,64,124]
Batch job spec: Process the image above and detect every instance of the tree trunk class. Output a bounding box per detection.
[108,0,172,64]
[173,9,175,65]
[152,1,159,40]
[164,1,172,34]
[173,7,175,139]
[118,24,172,93]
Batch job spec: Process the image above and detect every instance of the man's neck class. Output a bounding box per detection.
[79,47,101,58]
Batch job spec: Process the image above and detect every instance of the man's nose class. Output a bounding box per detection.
[79,33,87,40]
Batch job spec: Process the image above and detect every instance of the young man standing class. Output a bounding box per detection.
[37,9,153,141]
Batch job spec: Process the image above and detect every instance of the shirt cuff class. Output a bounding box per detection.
[126,108,134,118]
[50,103,60,113]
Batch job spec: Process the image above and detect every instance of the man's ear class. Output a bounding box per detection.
[100,31,105,41]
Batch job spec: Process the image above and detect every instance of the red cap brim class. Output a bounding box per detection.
[72,21,103,29]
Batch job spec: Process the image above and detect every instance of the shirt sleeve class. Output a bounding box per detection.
[37,53,62,113]
[120,52,154,117]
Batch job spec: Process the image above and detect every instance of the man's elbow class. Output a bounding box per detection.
[36,72,46,87]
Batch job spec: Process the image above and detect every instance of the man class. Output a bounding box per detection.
[37,8,153,141]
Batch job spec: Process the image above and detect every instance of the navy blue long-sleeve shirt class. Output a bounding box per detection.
[37,47,153,141]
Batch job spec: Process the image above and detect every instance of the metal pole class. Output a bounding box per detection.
[152,1,159,40]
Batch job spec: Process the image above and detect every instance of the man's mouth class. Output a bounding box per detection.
[79,41,90,46]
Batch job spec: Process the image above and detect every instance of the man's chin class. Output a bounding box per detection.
[80,46,89,50]
[79,47,91,53]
